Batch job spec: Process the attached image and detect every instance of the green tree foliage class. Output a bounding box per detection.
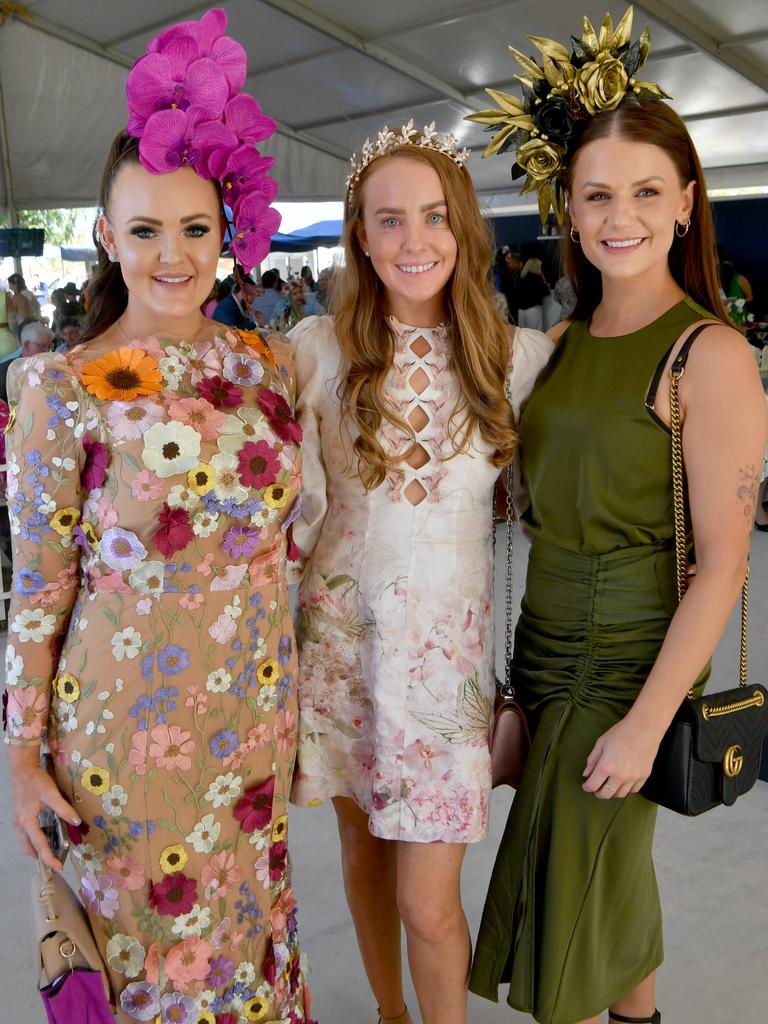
[0,208,80,245]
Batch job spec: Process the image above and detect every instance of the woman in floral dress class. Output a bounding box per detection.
[5,11,313,1024]
[288,123,553,1024]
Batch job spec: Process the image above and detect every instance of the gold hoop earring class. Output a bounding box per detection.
[569,226,580,243]
[675,220,690,237]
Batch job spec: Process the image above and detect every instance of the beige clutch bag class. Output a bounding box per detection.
[31,859,112,1002]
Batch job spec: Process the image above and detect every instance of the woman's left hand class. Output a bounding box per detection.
[582,715,661,799]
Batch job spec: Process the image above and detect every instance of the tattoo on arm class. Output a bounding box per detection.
[736,465,759,520]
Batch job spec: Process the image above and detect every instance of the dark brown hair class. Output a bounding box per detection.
[333,146,517,490]
[562,101,730,324]
[81,132,139,343]
[82,131,225,343]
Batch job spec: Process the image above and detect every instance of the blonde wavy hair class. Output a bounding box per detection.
[331,145,517,491]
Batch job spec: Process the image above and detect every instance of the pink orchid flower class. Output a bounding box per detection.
[138,106,236,176]
[223,94,277,144]
[230,192,282,271]
[208,144,275,205]
[148,9,246,98]
[126,51,229,136]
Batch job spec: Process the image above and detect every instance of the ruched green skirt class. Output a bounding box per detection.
[470,540,708,1024]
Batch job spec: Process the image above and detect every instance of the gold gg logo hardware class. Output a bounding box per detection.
[723,745,743,778]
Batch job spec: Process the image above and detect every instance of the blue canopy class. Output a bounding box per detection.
[224,209,344,257]
[269,219,342,253]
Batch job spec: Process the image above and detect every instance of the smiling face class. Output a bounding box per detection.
[99,163,223,330]
[568,135,694,288]
[356,155,458,325]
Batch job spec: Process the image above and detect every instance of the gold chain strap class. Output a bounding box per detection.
[669,361,749,693]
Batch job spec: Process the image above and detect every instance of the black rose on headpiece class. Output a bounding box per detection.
[532,99,579,147]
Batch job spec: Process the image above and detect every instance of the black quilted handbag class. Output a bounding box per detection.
[641,326,768,815]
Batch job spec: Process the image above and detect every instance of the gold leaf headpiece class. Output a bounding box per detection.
[465,5,670,224]
[346,119,471,198]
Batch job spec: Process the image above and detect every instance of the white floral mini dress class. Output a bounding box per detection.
[288,315,553,843]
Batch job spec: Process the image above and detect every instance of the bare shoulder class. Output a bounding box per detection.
[682,321,759,384]
[547,320,572,343]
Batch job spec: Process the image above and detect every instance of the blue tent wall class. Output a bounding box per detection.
[490,198,768,313]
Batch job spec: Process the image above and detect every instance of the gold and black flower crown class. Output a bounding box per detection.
[465,5,670,224]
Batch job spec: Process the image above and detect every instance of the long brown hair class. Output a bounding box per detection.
[562,101,730,324]
[333,146,517,490]
[81,132,139,343]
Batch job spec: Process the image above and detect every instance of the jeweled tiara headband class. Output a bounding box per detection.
[346,119,471,198]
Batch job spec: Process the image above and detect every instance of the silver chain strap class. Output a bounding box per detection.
[503,462,516,693]
[492,371,516,696]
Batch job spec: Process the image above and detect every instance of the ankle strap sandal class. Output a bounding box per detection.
[377,1007,410,1024]
[609,1011,661,1024]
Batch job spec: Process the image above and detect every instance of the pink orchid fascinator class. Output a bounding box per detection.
[125,8,281,271]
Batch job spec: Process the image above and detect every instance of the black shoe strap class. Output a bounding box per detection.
[609,1011,661,1024]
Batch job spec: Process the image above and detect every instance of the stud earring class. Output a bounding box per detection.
[107,251,119,263]
[675,220,690,237]
[364,250,370,257]
[569,226,580,243]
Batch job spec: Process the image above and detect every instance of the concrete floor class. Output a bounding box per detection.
[2,527,767,1023]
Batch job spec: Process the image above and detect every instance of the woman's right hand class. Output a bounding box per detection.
[7,747,80,872]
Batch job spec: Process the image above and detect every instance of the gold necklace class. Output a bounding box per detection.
[116,315,207,346]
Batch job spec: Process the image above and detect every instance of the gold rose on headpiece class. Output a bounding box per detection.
[465,5,670,223]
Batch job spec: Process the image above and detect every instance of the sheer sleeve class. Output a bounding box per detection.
[4,354,86,747]
[285,316,332,582]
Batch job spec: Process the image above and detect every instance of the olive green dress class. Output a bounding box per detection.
[470,297,712,1023]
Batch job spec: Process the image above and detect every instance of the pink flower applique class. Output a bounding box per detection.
[196,552,215,576]
[148,724,195,771]
[209,563,248,591]
[180,591,205,611]
[106,854,146,891]
[273,709,296,753]
[131,469,165,503]
[167,396,225,440]
[208,614,237,644]
[128,730,149,776]
[6,687,47,740]
[184,685,207,715]
[201,851,242,899]
[164,935,212,989]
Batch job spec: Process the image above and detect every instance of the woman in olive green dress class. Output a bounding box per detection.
[465,12,768,1024]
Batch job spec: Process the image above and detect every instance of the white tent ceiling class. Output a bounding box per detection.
[1,0,767,215]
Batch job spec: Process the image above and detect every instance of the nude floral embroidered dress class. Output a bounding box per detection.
[288,315,553,843]
[4,328,314,1023]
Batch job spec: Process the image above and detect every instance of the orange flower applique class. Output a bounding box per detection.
[81,346,163,401]
[239,330,279,369]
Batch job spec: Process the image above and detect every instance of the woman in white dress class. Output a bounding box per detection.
[287,122,553,1024]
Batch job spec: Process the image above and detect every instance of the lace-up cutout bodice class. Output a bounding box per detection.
[383,317,456,505]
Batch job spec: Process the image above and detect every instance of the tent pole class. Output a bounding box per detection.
[0,54,21,275]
